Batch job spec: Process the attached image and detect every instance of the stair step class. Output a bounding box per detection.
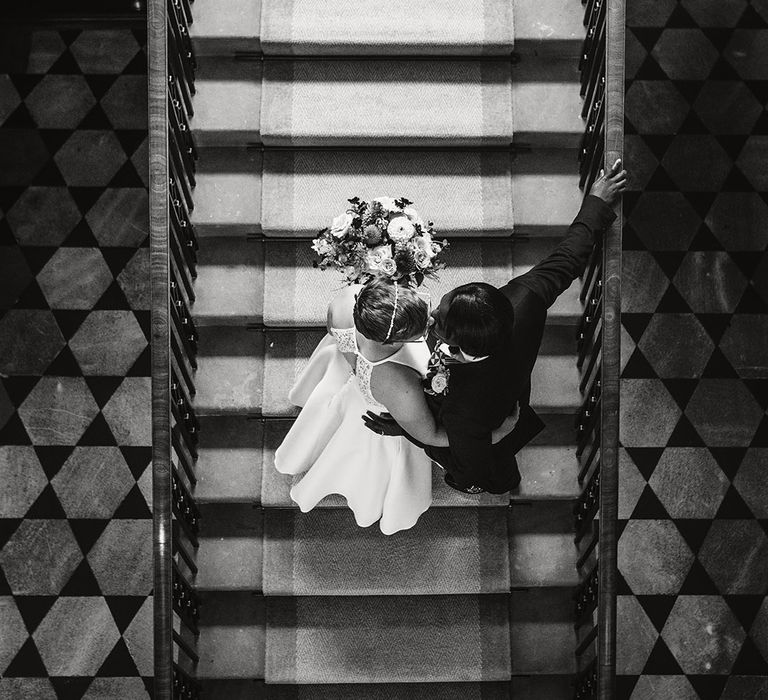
[265,594,511,682]
[196,503,263,591]
[201,681,518,700]
[260,0,513,56]
[258,329,581,416]
[192,234,584,327]
[513,0,584,57]
[195,326,265,414]
[260,59,513,147]
[508,675,575,699]
[197,592,576,681]
[192,148,583,239]
[192,58,582,147]
[197,591,265,679]
[192,0,583,58]
[194,326,580,414]
[512,58,584,148]
[260,149,514,237]
[509,588,576,674]
[259,420,579,508]
[262,508,510,596]
[190,0,264,55]
[195,415,263,503]
[193,236,264,324]
[192,58,262,146]
[191,148,262,237]
[508,501,578,587]
[260,239,582,326]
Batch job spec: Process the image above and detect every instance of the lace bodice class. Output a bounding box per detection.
[330,327,428,409]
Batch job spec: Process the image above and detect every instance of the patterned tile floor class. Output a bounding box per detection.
[0,27,152,699]
[618,1,768,697]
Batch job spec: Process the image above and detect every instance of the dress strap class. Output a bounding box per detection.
[331,327,358,354]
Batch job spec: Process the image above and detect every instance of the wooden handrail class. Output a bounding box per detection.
[597,0,624,697]
[151,0,200,697]
[149,0,173,697]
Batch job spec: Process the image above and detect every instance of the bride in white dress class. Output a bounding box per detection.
[274,277,444,535]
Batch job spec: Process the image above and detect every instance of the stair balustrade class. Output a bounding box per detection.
[572,0,623,697]
[149,0,202,697]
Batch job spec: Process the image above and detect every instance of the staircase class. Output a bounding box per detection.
[185,1,591,696]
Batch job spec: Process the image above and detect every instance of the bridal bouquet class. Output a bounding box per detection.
[312,196,449,286]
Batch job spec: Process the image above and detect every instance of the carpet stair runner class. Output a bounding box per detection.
[186,2,589,697]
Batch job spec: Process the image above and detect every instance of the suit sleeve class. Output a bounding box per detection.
[428,409,495,488]
[512,195,616,309]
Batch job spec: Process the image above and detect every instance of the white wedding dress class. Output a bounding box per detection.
[274,326,433,535]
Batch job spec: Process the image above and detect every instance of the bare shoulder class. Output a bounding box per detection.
[370,361,421,404]
[328,284,362,329]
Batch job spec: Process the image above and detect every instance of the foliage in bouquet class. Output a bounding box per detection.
[311,196,449,286]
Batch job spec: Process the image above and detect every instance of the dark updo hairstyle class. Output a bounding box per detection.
[443,282,515,357]
[353,276,429,344]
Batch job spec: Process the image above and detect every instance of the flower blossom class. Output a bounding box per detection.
[330,211,354,238]
[387,215,415,241]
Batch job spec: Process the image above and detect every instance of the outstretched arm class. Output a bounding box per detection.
[512,159,626,309]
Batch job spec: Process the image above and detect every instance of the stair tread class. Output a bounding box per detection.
[196,415,264,503]
[196,503,263,591]
[190,0,263,53]
[257,420,579,508]
[193,325,581,414]
[260,238,583,326]
[265,594,512,683]
[261,0,513,55]
[512,59,584,147]
[192,0,583,57]
[200,679,573,700]
[509,588,577,674]
[192,58,582,147]
[193,236,264,324]
[191,148,263,236]
[261,149,514,236]
[194,326,265,413]
[192,58,262,145]
[260,59,513,147]
[192,147,584,238]
[259,329,581,416]
[508,501,579,587]
[197,444,580,505]
[262,508,510,596]
[512,0,584,54]
[197,591,265,679]
[197,591,575,681]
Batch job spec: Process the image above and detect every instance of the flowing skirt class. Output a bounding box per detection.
[274,335,432,535]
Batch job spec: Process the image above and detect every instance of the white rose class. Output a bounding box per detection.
[379,258,397,276]
[402,206,424,227]
[365,244,393,271]
[373,196,398,212]
[387,215,415,241]
[414,249,431,269]
[330,211,354,238]
[311,238,334,256]
[412,235,436,259]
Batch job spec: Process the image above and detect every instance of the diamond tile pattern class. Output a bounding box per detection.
[619,3,768,696]
[0,27,151,696]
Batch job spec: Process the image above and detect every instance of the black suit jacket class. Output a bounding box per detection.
[424,195,616,493]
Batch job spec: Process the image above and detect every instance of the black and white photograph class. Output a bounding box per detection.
[0,0,766,698]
